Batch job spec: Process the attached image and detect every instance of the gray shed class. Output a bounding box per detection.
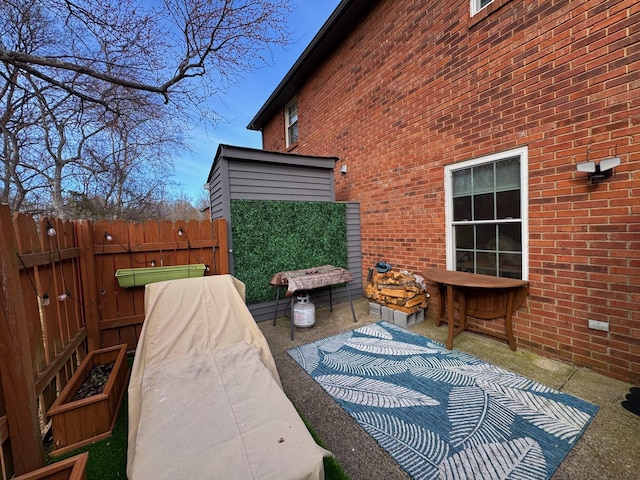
[206,144,363,321]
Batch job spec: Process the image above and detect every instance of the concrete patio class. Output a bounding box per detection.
[259,297,640,480]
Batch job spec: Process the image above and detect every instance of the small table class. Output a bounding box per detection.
[270,265,358,340]
[423,268,529,351]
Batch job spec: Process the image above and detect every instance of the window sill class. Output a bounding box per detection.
[286,142,299,152]
[468,0,513,28]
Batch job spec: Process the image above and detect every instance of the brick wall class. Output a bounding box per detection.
[260,0,640,382]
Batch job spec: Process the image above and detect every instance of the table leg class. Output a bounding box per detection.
[505,289,517,351]
[345,283,357,323]
[290,296,295,340]
[436,283,445,327]
[459,287,467,334]
[329,285,333,312]
[272,287,281,326]
[447,284,455,349]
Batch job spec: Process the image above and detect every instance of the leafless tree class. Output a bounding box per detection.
[0,0,290,109]
[64,106,185,221]
[0,0,290,216]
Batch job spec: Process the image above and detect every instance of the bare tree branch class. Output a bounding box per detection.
[1,0,290,106]
[0,0,291,216]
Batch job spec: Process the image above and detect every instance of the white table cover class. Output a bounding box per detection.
[127,275,330,479]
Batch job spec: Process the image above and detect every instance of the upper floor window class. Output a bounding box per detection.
[471,0,495,16]
[445,147,528,280]
[285,98,298,148]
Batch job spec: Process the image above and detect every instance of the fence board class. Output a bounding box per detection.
[0,205,44,474]
[75,221,100,351]
[95,225,119,326]
[102,220,131,348]
[42,218,65,358]
[13,214,47,375]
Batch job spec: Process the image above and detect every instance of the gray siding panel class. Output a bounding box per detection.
[346,201,363,295]
[228,162,334,201]
[209,161,225,219]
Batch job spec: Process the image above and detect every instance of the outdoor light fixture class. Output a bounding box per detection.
[40,293,50,307]
[46,222,56,237]
[58,291,71,301]
[340,164,348,175]
[576,157,621,184]
[104,232,113,241]
[178,227,185,236]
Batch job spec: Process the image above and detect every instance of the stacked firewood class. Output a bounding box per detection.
[365,270,429,313]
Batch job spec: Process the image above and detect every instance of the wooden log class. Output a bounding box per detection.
[404,295,428,308]
[377,286,419,298]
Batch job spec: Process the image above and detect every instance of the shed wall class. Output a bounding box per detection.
[207,146,362,321]
[228,161,335,201]
[208,160,225,220]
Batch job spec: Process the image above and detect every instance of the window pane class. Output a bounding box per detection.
[288,123,298,145]
[476,223,496,250]
[286,99,298,147]
[473,163,494,194]
[499,253,522,278]
[456,250,474,272]
[287,102,298,125]
[455,224,474,249]
[453,196,472,221]
[453,169,471,196]
[476,252,496,275]
[473,192,494,220]
[496,157,520,190]
[498,224,521,251]
[496,190,520,219]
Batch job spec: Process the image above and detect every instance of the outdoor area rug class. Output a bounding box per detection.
[288,321,599,480]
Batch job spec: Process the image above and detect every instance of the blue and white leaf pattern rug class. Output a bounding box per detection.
[288,321,598,480]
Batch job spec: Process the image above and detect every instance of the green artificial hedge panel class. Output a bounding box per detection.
[230,200,348,305]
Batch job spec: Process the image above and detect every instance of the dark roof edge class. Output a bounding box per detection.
[247,0,376,131]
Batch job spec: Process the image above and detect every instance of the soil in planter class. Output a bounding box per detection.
[71,362,115,401]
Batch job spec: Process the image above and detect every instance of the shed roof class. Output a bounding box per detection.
[206,144,337,183]
[246,0,376,131]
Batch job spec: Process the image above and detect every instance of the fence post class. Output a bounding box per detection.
[213,218,229,275]
[75,220,101,351]
[0,204,45,474]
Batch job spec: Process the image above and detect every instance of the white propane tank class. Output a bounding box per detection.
[293,294,315,328]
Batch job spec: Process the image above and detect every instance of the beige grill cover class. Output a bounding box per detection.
[127,275,330,479]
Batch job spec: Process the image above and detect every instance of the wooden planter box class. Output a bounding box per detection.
[48,344,128,456]
[13,452,88,480]
[115,263,206,287]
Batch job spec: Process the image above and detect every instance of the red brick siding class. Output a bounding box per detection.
[260,0,640,382]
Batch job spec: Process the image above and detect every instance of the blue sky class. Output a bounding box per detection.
[174,1,342,200]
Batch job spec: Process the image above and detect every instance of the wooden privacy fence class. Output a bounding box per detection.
[0,204,229,478]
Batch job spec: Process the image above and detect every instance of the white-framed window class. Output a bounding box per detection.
[285,98,298,148]
[444,146,528,280]
[471,0,495,16]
